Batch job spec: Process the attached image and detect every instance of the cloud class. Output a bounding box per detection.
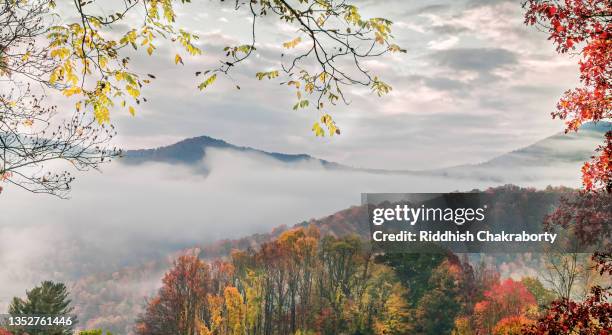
[422,76,469,92]
[427,36,460,50]
[430,47,518,73]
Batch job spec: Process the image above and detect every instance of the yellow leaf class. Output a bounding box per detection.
[255,70,279,80]
[198,74,217,90]
[99,56,108,69]
[62,86,82,97]
[50,47,70,59]
[94,105,110,124]
[312,122,325,137]
[126,85,140,98]
[282,37,302,49]
[175,54,183,65]
[388,44,406,53]
[67,73,78,86]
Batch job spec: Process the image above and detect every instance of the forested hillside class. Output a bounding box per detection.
[133,225,564,335]
[67,185,598,334]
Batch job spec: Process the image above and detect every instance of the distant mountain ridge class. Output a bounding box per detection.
[427,121,611,182]
[466,121,610,167]
[123,122,611,177]
[123,135,342,168]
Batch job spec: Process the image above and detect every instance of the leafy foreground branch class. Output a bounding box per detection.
[1,0,401,196]
[524,0,611,192]
[1,1,119,197]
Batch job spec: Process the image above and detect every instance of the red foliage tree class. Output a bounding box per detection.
[525,4,612,333]
[474,279,537,334]
[524,0,611,192]
[135,254,210,335]
[543,191,611,251]
[0,328,12,335]
[523,286,611,335]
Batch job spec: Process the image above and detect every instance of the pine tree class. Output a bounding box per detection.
[8,281,76,335]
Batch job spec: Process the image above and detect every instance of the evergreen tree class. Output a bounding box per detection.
[8,281,76,335]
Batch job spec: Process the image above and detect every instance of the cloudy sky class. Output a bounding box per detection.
[48,0,578,170]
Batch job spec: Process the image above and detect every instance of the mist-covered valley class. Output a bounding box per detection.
[0,122,608,332]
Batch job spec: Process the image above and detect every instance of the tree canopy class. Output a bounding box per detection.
[8,281,76,335]
[524,0,611,193]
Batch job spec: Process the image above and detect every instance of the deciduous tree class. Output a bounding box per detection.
[523,285,611,335]
[473,279,536,334]
[134,254,210,335]
[524,0,611,192]
[0,1,118,197]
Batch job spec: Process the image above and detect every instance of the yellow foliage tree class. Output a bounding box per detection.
[224,287,246,335]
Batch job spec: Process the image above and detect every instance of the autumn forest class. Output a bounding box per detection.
[1,0,611,334]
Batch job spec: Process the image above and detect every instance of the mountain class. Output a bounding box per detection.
[429,121,611,182]
[122,121,611,181]
[455,122,609,168]
[123,135,342,168]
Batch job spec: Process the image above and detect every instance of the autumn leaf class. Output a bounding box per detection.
[174,54,183,65]
[255,70,279,80]
[312,121,324,137]
[198,74,217,91]
[283,37,302,49]
[62,86,82,97]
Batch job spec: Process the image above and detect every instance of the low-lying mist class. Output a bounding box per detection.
[0,146,583,310]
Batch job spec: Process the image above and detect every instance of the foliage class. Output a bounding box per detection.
[57,186,589,333]
[527,188,612,334]
[523,285,611,335]
[543,190,611,253]
[136,227,416,335]
[541,188,611,302]
[411,260,463,335]
[451,316,475,335]
[135,226,504,335]
[521,277,556,309]
[524,0,611,192]
[374,249,449,306]
[0,1,119,197]
[492,316,534,335]
[134,253,209,335]
[473,279,537,334]
[78,330,113,335]
[5,0,399,131]
[8,281,76,335]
